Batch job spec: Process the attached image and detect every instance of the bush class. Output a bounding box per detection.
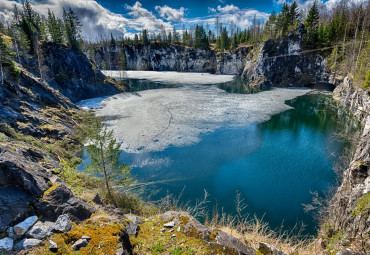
[363,71,370,89]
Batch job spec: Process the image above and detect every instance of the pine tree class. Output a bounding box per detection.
[289,1,300,26]
[63,8,82,50]
[134,34,138,44]
[276,3,290,36]
[304,0,320,46]
[219,27,229,51]
[47,9,63,44]
[0,34,17,84]
[86,119,133,206]
[110,33,116,46]
[142,29,149,45]
[172,27,179,44]
[168,32,172,44]
[230,33,237,50]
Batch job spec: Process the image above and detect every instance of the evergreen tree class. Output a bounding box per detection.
[304,0,320,46]
[142,29,149,45]
[110,33,116,46]
[86,118,133,206]
[168,31,172,44]
[289,1,300,26]
[276,3,290,36]
[264,11,277,38]
[134,34,139,44]
[182,30,189,46]
[172,27,179,44]
[230,33,238,50]
[0,34,17,83]
[63,8,82,50]
[47,9,64,44]
[219,27,230,51]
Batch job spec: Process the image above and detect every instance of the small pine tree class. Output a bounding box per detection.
[142,29,149,45]
[86,119,133,206]
[0,34,17,84]
[134,34,139,44]
[110,33,116,47]
[63,8,82,50]
[304,0,320,46]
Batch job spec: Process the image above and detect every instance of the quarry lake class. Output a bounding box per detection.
[78,71,358,235]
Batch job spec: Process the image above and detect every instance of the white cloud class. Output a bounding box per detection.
[155,5,186,22]
[217,4,240,13]
[0,0,173,40]
[126,2,173,31]
[208,7,217,13]
[200,5,269,29]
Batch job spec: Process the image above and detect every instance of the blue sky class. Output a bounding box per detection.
[0,0,346,40]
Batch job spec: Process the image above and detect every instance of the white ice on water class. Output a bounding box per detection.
[102,70,235,84]
[80,71,310,153]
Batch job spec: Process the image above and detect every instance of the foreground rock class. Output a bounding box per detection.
[159,211,255,254]
[26,221,55,239]
[35,184,94,223]
[49,240,58,252]
[71,238,89,251]
[216,231,256,255]
[13,216,38,236]
[54,214,72,233]
[0,237,13,252]
[258,242,286,255]
[14,238,42,250]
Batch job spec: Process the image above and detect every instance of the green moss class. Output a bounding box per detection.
[352,193,370,217]
[43,183,60,197]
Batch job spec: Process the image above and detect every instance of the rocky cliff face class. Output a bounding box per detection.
[91,44,251,75]
[41,42,123,102]
[325,78,370,251]
[242,25,333,88]
[0,68,94,233]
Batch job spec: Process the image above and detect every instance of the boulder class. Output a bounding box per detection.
[49,240,58,252]
[160,211,211,240]
[125,214,143,225]
[163,221,175,228]
[14,238,42,250]
[0,145,50,197]
[0,237,13,252]
[35,184,94,223]
[6,227,16,239]
[13,215,38,236]
[71,238,88,251]
[258,242,286,255]
[54,214,72,233]
[0,186,36,232]
[26,221,55,239]
[216,231,255,255]
[92,193,104,205]
[81,235,91,241]
[125,222,140,237]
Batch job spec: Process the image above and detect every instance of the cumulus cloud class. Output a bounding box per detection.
[202,4,269,29]
[155,5,186,22]
[126,2,173,31]
[217,4,240,13]
[0,0,173,40]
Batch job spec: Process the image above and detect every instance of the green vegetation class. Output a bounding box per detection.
[0,34,18,83]
[85,117,134,206]
[352,193,370,217]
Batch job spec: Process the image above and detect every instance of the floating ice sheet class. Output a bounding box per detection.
[80,74,310,153]
[102,70,236,84]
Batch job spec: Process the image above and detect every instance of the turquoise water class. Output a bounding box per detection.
[80,89,356,235]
